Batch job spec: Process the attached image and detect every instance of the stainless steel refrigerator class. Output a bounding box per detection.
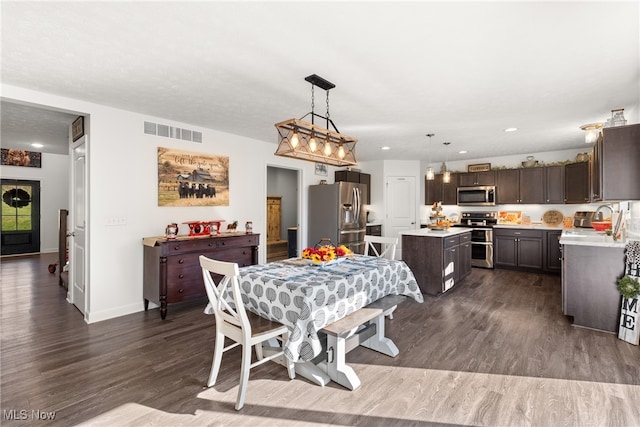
[308,182,368,254]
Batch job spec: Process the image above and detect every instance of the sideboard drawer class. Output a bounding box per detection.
[217,234,259,249]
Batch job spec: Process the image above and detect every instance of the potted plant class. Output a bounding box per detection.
[617,275,640,345]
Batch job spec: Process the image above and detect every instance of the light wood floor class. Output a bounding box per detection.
[1,253,639,426]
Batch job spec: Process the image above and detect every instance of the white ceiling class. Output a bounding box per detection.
[1,1,639,164]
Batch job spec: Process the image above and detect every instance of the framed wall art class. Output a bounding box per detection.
[157,147,229,207]
[1,149,42,168]
[467,163,491,173]
[315,163,328,176]
[72,116,84,141]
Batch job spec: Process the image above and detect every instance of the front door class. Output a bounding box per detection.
[70,136,88,316]
[386,176,416,258]
[1,179,41,255]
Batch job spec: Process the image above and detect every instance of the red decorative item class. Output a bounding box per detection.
[592,221,612,232]
[183,220,225,236]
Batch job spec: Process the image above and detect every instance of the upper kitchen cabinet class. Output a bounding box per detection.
[544,165,565,204]
[564,162,590,203]
[592,123,640,201]
[425,173,457,205]
[335,170,371,202]
[458,171,495,187]
[496,168,544,204]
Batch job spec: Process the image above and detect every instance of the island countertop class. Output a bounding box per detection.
[559,229,637,248]
[401,227,473,238]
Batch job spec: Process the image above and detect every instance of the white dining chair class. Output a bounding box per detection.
[364,235,399,318]
[199,255,295,410]
[364,235,398,260]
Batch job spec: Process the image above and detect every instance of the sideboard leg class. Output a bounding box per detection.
[160,297,167,319]
[144,299,149,311]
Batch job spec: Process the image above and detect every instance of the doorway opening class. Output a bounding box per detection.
[1,179,41,255]
[266,166,300,262]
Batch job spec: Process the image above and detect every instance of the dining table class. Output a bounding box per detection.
[223,254,424,389]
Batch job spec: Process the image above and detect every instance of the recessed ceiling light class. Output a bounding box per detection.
[381,146,391,150]
[504,127,518,132]
[31,143,44,148]
[458,150,468,154]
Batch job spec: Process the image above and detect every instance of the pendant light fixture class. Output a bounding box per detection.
[275,74,357,166]
[580,123,603,144]
[425,133,435,181]
[442,142,451,184]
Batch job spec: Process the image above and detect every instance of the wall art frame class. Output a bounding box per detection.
[1,149,42,168]
[157,147,229,207]
[72,116,84,142]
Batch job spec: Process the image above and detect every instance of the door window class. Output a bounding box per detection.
[1,179,41,255]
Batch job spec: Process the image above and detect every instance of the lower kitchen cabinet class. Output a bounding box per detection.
[402,231,471,296]
[562,243,625,332]
[544,230,562,273]
[494,228,543,271]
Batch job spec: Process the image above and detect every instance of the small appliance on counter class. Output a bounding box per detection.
[573,211,596,228]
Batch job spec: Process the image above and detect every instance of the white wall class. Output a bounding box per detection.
[2,84,320,323]
[0,153,70,253]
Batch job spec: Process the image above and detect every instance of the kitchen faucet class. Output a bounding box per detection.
[594,204,614,221]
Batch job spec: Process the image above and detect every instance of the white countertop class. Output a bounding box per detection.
[559,229,637,248]
[401,227,474,238]
[493,224,565,231]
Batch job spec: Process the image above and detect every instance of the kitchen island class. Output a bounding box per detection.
[401,227,473,296]
[560,229,629,332]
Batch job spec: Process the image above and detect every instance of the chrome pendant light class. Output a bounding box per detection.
[425,133,435,181]
[275,74,357,166]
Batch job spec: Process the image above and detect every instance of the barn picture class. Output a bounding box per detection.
[157,147,229,207]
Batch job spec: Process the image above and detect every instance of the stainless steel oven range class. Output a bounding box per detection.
[453,211,497,268]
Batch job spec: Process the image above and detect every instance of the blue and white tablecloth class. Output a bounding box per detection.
[234,255,423,362]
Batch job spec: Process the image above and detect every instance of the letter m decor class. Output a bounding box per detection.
[619,297,639,345]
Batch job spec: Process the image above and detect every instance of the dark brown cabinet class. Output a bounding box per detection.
[494,228,543,271]
[402,231,471,296]
[495,169,519,204]
[143,233,260,319]
[592,123,640,201]
[496,168,544,204]
[425,173,457,205]
[335,170,371,202]
[544,230,562,273]
[564,162,590,203]
[544,165,565,204]
[458,171,495,186]
[518,167,545,204]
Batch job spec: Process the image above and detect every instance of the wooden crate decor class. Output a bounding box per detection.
[467,163,491,173]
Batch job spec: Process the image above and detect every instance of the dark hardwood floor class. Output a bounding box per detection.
[1,253,639,426]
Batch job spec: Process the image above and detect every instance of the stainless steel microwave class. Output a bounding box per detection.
[457,186,496,206]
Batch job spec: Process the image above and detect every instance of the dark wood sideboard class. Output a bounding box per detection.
[143,233,260,319]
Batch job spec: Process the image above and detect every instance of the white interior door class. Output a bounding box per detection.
[386,176,416,258]
[70,136,88,316]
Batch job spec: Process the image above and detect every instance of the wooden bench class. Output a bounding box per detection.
[314,294,407,390]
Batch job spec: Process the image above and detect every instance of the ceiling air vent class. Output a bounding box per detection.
[143,121,202,143]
